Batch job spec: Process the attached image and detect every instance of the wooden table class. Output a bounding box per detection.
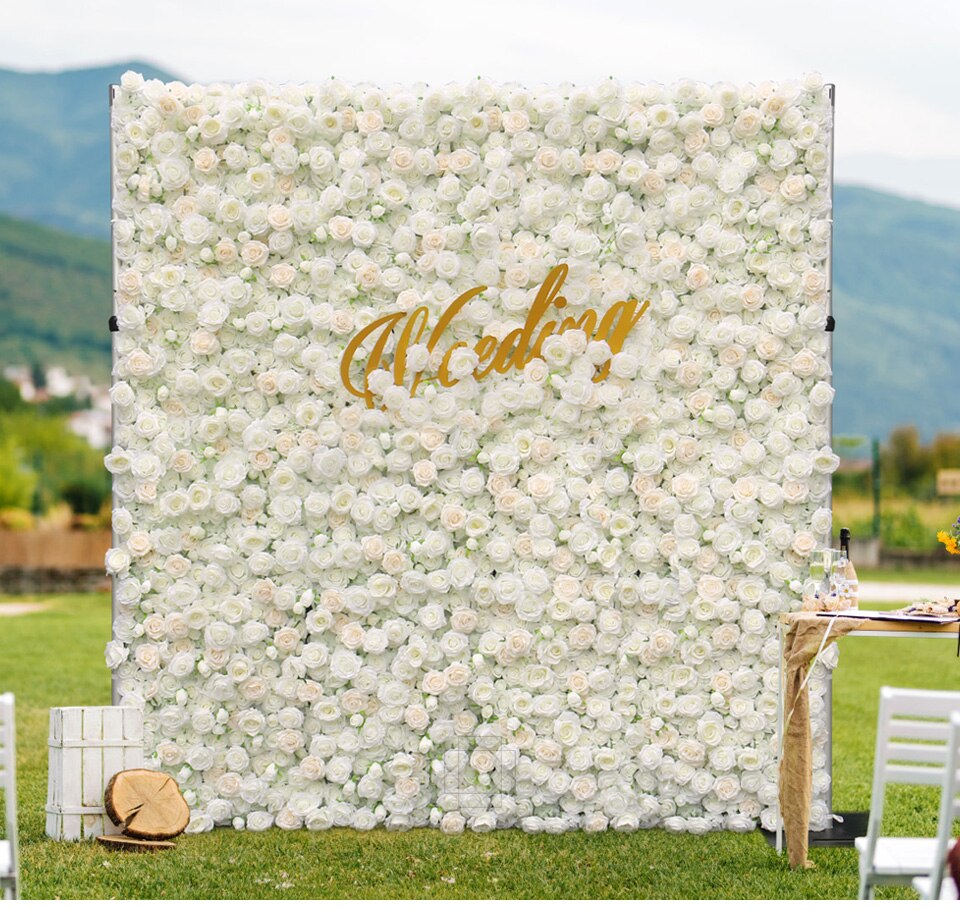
[775,614,960,854]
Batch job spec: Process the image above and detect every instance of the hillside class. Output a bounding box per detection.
[2,185,960,438]
[0,57,957,439]
[0,214,111,382]
[0,61,179,237]
[832,185,960,440]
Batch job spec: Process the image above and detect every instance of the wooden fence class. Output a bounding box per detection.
[0,530,111,569]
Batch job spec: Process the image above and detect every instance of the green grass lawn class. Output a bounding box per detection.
[1,591,957,899]
[858,566,960,584]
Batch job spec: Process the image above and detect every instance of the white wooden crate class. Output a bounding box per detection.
[45,706,144,840]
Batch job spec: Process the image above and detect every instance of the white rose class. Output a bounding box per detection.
[791,530,818,557]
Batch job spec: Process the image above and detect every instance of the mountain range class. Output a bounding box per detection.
[0,61,177,237]
[832,187,960,442]
[0,213,111,381]
[0,61,958,442]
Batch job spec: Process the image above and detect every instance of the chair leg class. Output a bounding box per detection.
[857,875,871,900]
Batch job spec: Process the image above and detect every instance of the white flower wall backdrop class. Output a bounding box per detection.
[106,71,836,835]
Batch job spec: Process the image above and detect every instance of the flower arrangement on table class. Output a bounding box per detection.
[801,590,857,613]
[938,520,960,555]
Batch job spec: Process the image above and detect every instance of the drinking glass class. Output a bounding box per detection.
[808,549,827,596]
[823,548,847,597]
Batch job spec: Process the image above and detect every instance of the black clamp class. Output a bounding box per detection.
[108,315,119,332]
[825,315,835,332]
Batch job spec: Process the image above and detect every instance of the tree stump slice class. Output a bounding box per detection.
[97,834,176,852]
[104,769,190,839]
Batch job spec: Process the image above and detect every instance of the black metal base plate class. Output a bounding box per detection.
[761,811,869,848]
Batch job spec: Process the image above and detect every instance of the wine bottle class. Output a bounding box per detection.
[836,527,859,609]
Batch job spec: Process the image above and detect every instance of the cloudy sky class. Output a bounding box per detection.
[6,0,959,205]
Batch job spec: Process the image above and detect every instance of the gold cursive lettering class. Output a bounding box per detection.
[340,263,650,406]
[339,310,407,407]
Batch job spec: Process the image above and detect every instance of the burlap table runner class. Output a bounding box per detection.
[778,612,866,868]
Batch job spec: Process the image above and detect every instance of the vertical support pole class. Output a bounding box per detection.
[872,437,881,539]
[824,669,833,825]
[822,82,836,827]
[774,85,834,853]
[108,83,119,708]
[776,617,784,854]
[826,83,835,478]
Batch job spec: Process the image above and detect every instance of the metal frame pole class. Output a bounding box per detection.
[823,82,837,823]
[776,618,784,853]
[774,84,836,854]
[109,83,119,708]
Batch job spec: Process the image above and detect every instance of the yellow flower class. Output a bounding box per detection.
[939,531,960,555]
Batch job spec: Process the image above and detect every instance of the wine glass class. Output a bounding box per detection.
[809,549,827,597]
[823,548,847,599]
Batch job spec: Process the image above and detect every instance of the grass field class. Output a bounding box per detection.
[832,494,960,551]
[833,496,960,528]
[859,566,960,584]
[1,591,958,899]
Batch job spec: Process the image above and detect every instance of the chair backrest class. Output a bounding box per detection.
[925,711,960,899]
[863,687,960,865]
[0,693,16,852]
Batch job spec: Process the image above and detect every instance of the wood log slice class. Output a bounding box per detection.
[104,769,190,839]
[97,834,176,852]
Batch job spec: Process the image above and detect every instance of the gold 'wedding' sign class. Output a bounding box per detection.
[340,263,651,407]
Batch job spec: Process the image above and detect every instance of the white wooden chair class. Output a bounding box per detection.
[0,693,18,900]
[911,710,960,900]
[857,687,960,899]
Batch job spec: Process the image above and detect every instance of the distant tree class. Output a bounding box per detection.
[0,438,36,509]
[930,433,960,473]
[60,479,108,516]
[0,410,108,516]
[30,360,46,391]
[35,392,88,416]
[0,377,27,412]
[883,425,930,494]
